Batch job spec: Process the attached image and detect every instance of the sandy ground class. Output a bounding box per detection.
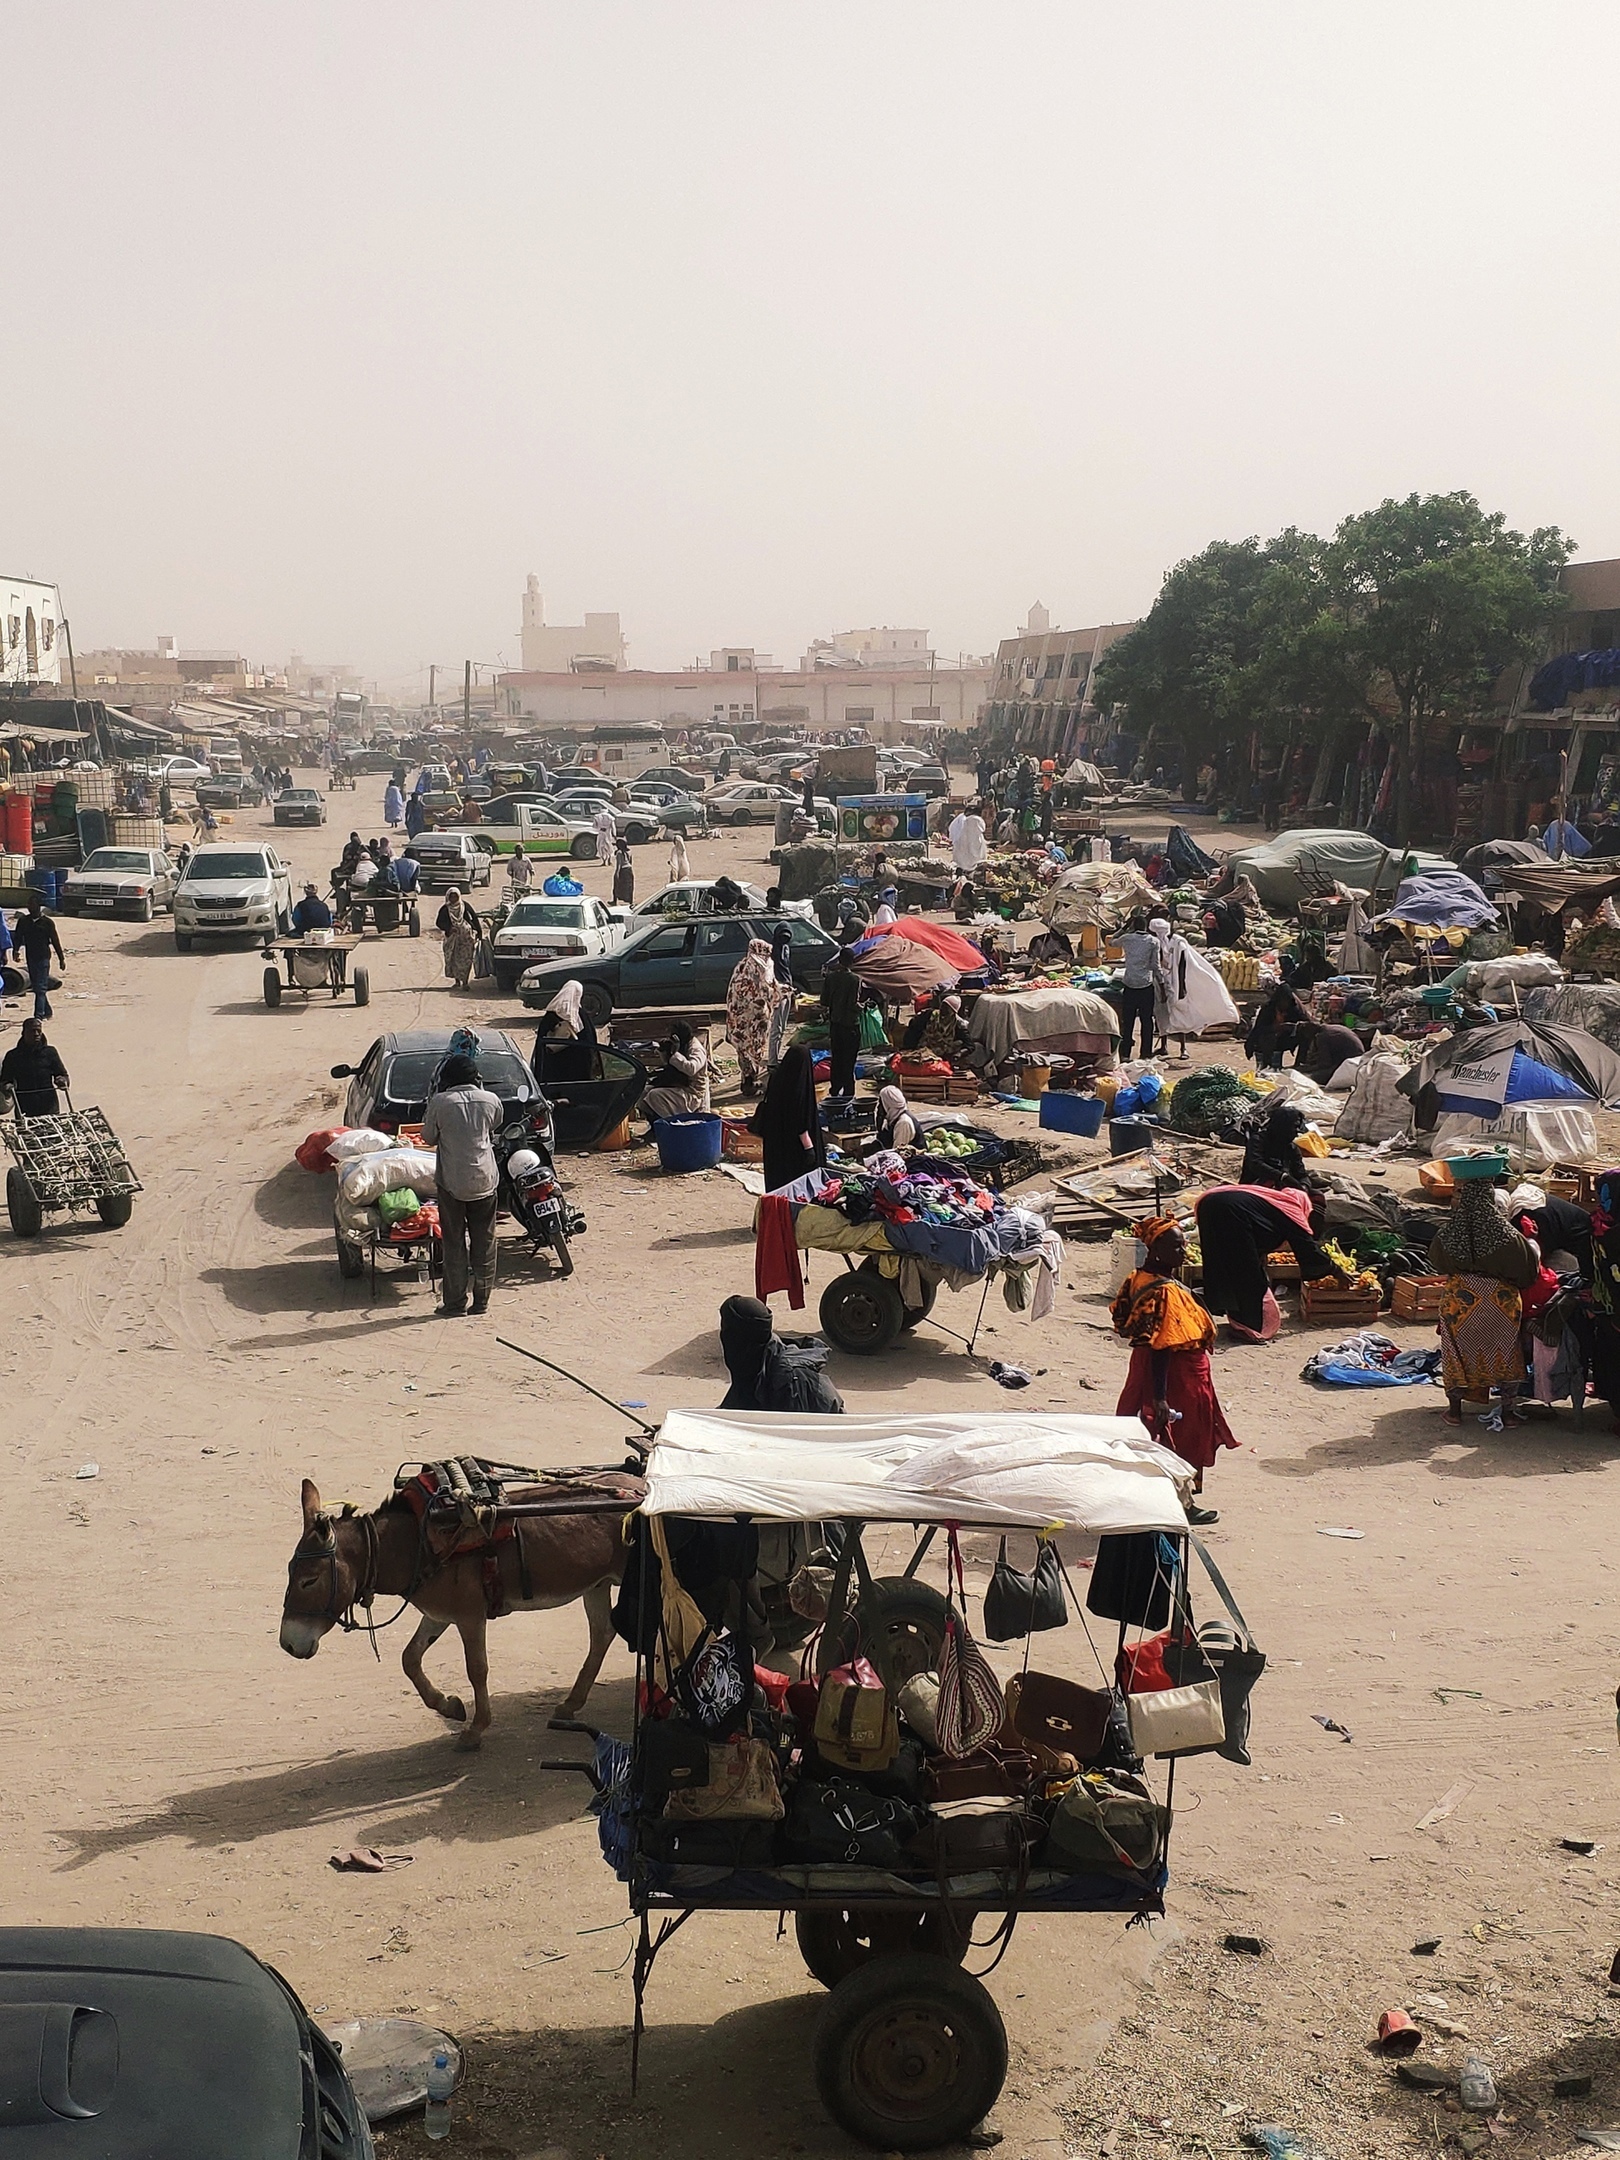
[7,782,1620,2160]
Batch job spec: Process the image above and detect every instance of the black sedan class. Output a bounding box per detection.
[195,773,268,810]
[330,1026,644,1152]
[273,788,328,826]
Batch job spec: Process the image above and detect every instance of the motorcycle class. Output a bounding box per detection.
[495,1098,584,1276]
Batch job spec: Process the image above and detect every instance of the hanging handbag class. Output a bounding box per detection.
[814,1656,901,1773]
[1087,1531,1180,1629]
[935,1529,1005,1760]
[1009,1671,1113,1762]
[674,1627,752,1738]
[661,1733,785,1822]
[1162,1536,1266,1766]
[1125,1677,1225,1759]
[636,1715,711,1802]
[982,1535,1068,1642]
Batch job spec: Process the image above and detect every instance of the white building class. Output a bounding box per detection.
[498,659,991,739]
[519,576,626,673]
[0,575,64,687]
[801,626,932,671]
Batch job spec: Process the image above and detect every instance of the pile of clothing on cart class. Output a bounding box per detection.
[594,1524,1258,1897]
[755,1152,1064,1314]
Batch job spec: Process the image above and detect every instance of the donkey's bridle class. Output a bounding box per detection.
[288,1510,409,1656]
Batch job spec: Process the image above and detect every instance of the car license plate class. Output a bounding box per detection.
[85,898,115,909]
[522,946,546,959]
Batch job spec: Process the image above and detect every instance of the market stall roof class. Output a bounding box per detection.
[1040,861,1158,928]
[1223,829,1450,909]
[1457,838,1550,884]
[967,981,1120,1059]
[858,916,988,974]
[1493,862,1620,915]
[848,933,957,999]
[1373,869,1498,932]
[640,1408,1191,1530]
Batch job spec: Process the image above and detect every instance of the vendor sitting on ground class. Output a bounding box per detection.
[1201,896,1247,947]
[901,990,968,1061]
[1238,1099,1312,1188]
[0,1017,68,1117]
[871,1082,920,1153]
[1110,1214,1234,1524]
[640,1021,711,1126]
[719,1294,844,1414]
[291,882,333,934]
[1026,923,1074,967]
[1295,1018,1365,1088]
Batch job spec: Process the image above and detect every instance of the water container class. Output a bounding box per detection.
[1040,1090,1104,1137]
[424,2051,455,2138]
[654,1113,723,1173]
[24,867,59,907]
[3,793,32,855]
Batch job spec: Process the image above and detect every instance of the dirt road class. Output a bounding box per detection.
[7,783,1620,2158]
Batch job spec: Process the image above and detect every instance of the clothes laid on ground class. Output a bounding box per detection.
[1301,1331,1441,1386]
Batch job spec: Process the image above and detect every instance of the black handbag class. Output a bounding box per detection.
[635,1716,711,1802]
[674,1628,752,1738]
[1086,1532,1180,1629]
[779,1779,924,1868]
[1163,1536,1266,1767]
[637,1816,778,1869]
[983,1536,1068,1642]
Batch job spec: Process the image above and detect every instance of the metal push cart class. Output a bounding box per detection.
[262,933,370,1009]
[2,1090,142,1237]
[596,1408,1204,2153]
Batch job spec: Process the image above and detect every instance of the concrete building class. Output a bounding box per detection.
[800,626,932,671]
[0,575,65,688]
[519,577,626,673]
[497,658,991,741]
[978,607,1141,758]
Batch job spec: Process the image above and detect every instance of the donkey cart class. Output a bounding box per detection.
[2,1090,142,1238]
[262,933,370,1009]
[572,1407,1241,2153]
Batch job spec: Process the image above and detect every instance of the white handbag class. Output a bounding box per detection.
[1126,1678,1226,1759]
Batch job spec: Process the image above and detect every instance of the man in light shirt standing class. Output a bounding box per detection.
[1116,912,1166,1062]
[948,800,988,877]
[593,803,617,864]
[421,1053,503,1317]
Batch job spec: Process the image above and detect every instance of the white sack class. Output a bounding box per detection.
[1432,1106,1597,1172]
[327,1129,395,1160]
[338,1147,438,1203]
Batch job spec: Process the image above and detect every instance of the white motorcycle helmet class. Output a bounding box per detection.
[506,1148,543,1178]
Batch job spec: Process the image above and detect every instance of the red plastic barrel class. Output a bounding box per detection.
[2,792,33,855]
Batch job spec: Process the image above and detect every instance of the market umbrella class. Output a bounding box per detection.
[848,934,957,1000]
[859,916,988,974]
[1433,1046,1595,1118]
[1400,1017,1620,1128]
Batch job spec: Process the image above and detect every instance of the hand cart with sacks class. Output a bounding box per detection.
[2,1089,142,1237]
[568,1409,1263,2153]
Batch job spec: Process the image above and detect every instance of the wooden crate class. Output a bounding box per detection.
[902,1073,981,1104]
[1300,1276,1382,1325]
[1265,1246,1301,1283]
[1543,1163,1596,1206]
[1391,1274,1445,1321]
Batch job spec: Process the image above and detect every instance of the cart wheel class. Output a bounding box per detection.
[549,1223,575,1276]
[819,1268,904,1356]
[334,1218,365,1279]
[408,905,421,938]
[349,906,366,934]
[822,1577,950,1683]
[7,1165,42,1239]
[900,1278,938,1330]
[96,1183,133,1229]
[796,1907,968,1990]
[263,966,282,1007]
[353,966,370,1007]
[814,1954,1007,2153]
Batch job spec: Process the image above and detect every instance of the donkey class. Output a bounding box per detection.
[280,1477,631,1750]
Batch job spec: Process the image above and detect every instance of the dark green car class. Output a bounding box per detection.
[516,910,839,1028]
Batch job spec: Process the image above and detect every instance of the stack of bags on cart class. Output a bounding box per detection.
[604,1524,1261,1892]
[295,1125,440,1247]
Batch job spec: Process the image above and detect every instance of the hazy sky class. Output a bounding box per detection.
[8,3,1617,693]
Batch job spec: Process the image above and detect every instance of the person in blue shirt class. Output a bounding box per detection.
[291,882,334,934]
[1545,816,1590,859]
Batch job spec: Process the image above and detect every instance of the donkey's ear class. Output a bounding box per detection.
[301,1478,322,1529]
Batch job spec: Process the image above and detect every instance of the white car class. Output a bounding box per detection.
[632,878,767,918]
[403,830,497,891]
[490,895,626,993]
[704,781,836,827]
[172,843,293,949]
[59,846,177,922]
[142,755,213,784]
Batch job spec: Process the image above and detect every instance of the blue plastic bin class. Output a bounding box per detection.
[654,1113,723,1173]
[1040,1091,1105,1137]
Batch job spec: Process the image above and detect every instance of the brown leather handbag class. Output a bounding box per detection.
[1011,1670,1113,1761]
[926,1745,1036,1803]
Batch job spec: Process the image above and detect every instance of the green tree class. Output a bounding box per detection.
[1269,493,1572,843]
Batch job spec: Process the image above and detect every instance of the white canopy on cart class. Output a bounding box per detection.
[640,1409,1191,1531]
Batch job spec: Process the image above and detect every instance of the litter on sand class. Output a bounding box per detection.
[988,1360,1032,1389]
[1317,1525,1366,1539]
[75,1463,99,1480]
[1577,2133,1620,2152]
[1222,1932,1269,1956]
[1313,1714,1353,1742]
[329,1848,414,1873]
[1561,1838,1601,1855]
[1416,1780,1476,1830]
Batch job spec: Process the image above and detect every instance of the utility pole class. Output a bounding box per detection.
[463,660,472,733]
[60,617,78,699]
[428,663,436,711]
